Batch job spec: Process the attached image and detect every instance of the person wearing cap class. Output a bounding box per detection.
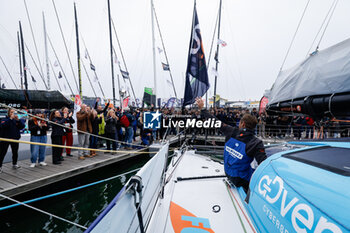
[28,110,49,167]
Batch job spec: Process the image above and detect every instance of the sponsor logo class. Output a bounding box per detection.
[143,112,222,129]
[258,175,342,233]
[143,111,162,129]
[225,146,243,159]
[170,202,214,233]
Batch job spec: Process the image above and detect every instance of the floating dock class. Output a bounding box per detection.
[0,135,184,198]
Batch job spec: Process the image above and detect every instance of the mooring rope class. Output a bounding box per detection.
[0,103,148,148]
[0,167,141,212]
[0,137,154,155]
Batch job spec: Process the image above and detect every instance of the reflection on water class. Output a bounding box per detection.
[0,155,150,233]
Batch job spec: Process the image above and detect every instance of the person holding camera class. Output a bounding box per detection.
[28,111,49,167]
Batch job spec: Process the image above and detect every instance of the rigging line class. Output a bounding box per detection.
[223,2,247,99]
[47,34,74,95]
[279,0,311,72]
[111,19,137,101]
[0,167,141,212]
[207,7,219,69]
[80,35,106,99]
[0,193,87,230]
[51,0,79,93]
[0,56,18,88]
[306,0,337,57]
[112,46,122,102]
[24,43,48,89]
[152,3,177,99]
[23,0,44,80]
[0,103,149,148]
[81,59,97,97]
[48,59,62,91]
[316,0,339,50]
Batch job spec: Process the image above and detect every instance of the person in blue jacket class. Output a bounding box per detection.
[0,109,26,172]
[196,97,267,192]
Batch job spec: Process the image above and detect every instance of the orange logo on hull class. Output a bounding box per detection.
[170,201,215,233]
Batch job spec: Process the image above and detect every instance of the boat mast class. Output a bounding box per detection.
[43,12,50,90]
[19,21,28,90]
[17,31,23,89]
[74,3,82,98]
[151,0,157,105]
[107,0,116,106]
[213,0,222,107]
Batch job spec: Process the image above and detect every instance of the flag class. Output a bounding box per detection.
[214,51,219,63]
[54,60,59,67]
[167,97,176,108]
[114,55,120,65]
[90,63,96,71]
[85,49,88,59]
[31,75,36,83]
[143,87,156,106]
[121,70,129,79]
[122,96,129,109]
[217,39,227,47]
[157,47,163,53]
[58,71,63,79]
[162,62,170,71]
[259,96,269,115]
[93,75,98,82]
[211,67,218,76]
[183,5,209,106]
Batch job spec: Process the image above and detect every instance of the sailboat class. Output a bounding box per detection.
[84,1,350,233]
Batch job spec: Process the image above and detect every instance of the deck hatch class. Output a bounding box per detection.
[283,147,350,176]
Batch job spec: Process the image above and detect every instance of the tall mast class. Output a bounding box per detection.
[74,3,82,97]
[43,12,50,90]
[151,0,157,104]
[19,21,28,90]
[107,0,116,106]
[17,31,23,89]
[213,0,222,107]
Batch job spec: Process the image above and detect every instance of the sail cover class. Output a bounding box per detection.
[268,37,350,105]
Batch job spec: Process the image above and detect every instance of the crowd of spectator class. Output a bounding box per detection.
[1,101,350,173]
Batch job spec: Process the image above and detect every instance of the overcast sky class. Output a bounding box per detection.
[1,0,350,101]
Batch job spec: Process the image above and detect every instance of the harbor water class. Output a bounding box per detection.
[0,154,151,233]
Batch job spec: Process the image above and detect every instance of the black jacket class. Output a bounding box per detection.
[0,116,25,139]
[201,109,266,164]
[50,117,67,137]
[28,119,49,136]
[105,117,118,134]
[91,116,102,135]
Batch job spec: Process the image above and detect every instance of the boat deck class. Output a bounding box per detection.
[0,135,183,198]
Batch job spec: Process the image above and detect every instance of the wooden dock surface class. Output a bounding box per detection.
[0,135,183,198]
